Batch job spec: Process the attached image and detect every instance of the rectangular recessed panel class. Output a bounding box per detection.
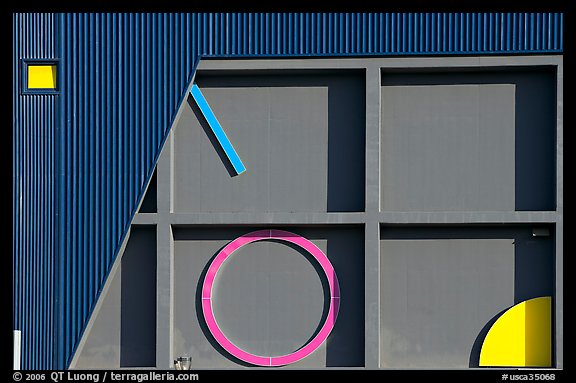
[381,84,515,211]
[380,238,515,368]
[173,74,365,213]
[120,226,157,367]
[173,226,365,368]
[175,86,327,213]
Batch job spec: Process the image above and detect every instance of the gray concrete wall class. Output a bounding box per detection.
[380,225,555,368]
[71,56,562,370]
[381,83,516,211]
[380,238,515,368]
[381,68,557,211]
[74,264,121,369]
[172,226,365,368]
[174,73,366,213]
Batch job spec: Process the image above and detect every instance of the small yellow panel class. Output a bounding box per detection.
[479,296,551,367]
[28,65,57,89]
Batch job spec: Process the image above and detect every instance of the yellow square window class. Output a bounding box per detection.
[27,65,57,89]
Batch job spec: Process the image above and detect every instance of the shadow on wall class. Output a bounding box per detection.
[120,226,157,367]
[323,228,365,366]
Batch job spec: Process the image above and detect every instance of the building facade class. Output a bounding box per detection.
[13,13,563,370]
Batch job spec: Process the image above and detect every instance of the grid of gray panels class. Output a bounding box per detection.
[70,56,562,370]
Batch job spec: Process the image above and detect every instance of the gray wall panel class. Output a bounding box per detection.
[174,73,365,213]
[381,84,515,211]
[379,239,515,368]
[172,226,364,367]
[380,68,557,211]
[380,225,555,304]
[175,86,327,213]
[74,265,121,369]
[268,88,328,212]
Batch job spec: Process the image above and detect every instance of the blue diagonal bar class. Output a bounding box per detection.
[190,83,246,175]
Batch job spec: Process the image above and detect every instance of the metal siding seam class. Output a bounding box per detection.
[12,13,16,337]
[57,13,65,369]
[336,13,345,53]
[519,13,525,51]
[498,13,503,51]
[12,12,18,360]
[128,13,134,229]
[92,11,99,294]
[460,12,465,52]
[389,13,394,52]
[270,13,275,54]
[442,13,447,52]
[397,12,402,53]
[283,13,288,54]
[506,13,511,51]
[553,13,559,49]
[530,13,535,50]
[272,13,282,55]
[513,13,517,50]
[378,13,383,53]
[13,12,57,369]
[243,13,248,55]
[432,12,437,53]
[448,13,452,52]
[84,12,90,327]
[248,13,252,54]
[437,13,442,53]
[558,13,563,50]
[547,13,551,49]
[536,13,541,50]
[402,13,407,53]
[363,13,367,53]
[489,13,493,52]
[18,13,23,367]
[40,97,45,370]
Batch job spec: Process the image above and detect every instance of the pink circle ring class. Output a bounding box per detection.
[201,229,341,367]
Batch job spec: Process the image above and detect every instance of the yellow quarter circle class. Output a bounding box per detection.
[479,296,551,367]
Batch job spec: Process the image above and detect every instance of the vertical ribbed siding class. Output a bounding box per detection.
[14,12,562,369]
[57,13,199,368]
[195,12,563,57]
[13,13,56,370]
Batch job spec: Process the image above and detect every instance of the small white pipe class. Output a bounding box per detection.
[13,330,21,370]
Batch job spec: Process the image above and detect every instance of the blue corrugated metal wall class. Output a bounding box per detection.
[57,14,199,369]
[13,12,563,369]
[13,13,57,370]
